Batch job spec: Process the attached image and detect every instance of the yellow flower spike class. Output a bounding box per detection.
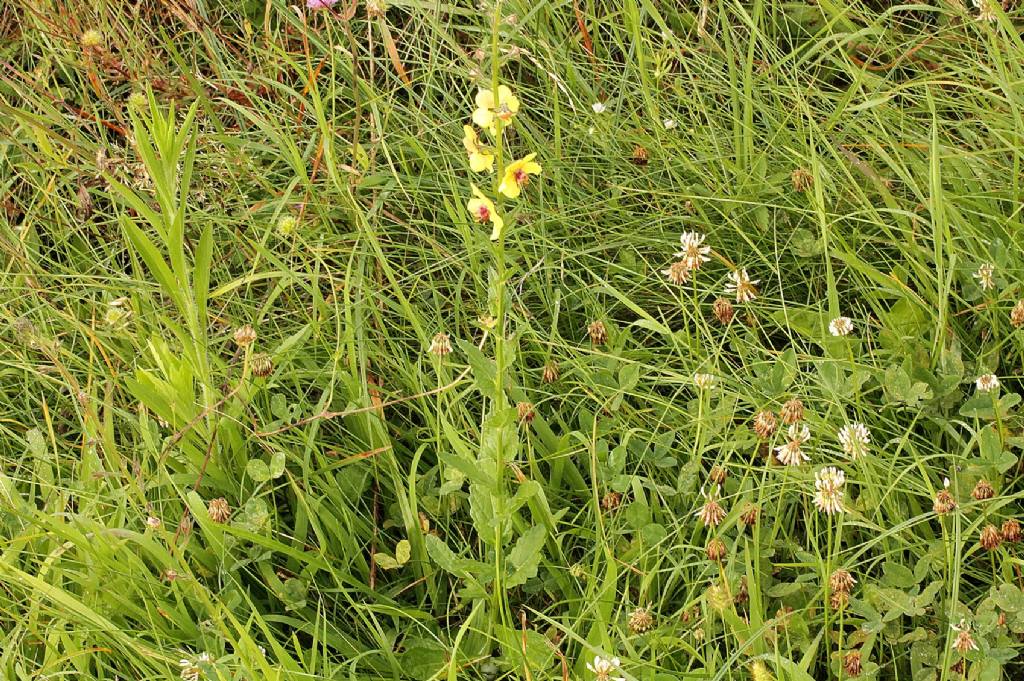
[472,85,520,134]
[467,184,505,241]
[498,153,542,199]
[462,125,494,173]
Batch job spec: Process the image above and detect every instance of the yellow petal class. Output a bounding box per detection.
[472,108,493,129]
[498,172,521,199]
[523,160,542,175]
[475,89,494,110]
[462,125,479,154]
[489,212,505,241]
[469,152,494,173]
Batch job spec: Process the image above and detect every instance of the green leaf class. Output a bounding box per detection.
[269,451,286,479]
[395,539,411,565]
[374,553,401,570]
[246,459,271,482]
[506,525,546,587]
[456,339,496,400]
[881,561,918,589]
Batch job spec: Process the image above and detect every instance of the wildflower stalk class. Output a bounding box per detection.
[487,0,512,641]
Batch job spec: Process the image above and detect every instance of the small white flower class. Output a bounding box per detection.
[837,423,870,460]
[972,0,998,21]
[663,118,677,130]
[693,373,717,390]
[178,652,212,681]
[975,373,999,393]
[588,126,595,135]
[724,269,759,303]
[586,655,625,681]
[813,466,845,515]
[592,101,607,114]
[775,424,810,466]
[973,262,995,290]
[145,516,162,529]
[675,232,711,271]
[829,316,854,337]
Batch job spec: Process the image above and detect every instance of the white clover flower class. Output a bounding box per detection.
[973,263,995,290]
[775,424,810,466]
[724,269,759,303]
[675,232,711,271]
[586,655,625,681]
[663,118,677,130]
[975,373,999,393]
[592,101,607,114]
[813,466,845,515]
[693,373,717,390]
[829,316,854,337]
[837,423,870,460]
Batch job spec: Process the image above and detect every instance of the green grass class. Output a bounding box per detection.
[2,0,1024,679]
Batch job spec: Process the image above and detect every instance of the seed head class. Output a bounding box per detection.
[146,516,162,529]
[750,661,775,681]
[631,145,649,165]
[712,297,734,324]
[277,215,299,236]
[628,606,654,634]
[662,260,690,285]
[843,650,862,677]
[428,332,453,357]
[708,465,728,485]
[1011,300,1024,328]
[829,568,856,594]
[207,497,231,523]
[739,502,759,527]
[779,398,804,425]
[1001,518,1022,543]
[706,581,732,612]
[791,168,813,192]
[752,410,777,439]
[588,320,608,345]
[830,590,849,610]
[934,484,957,515]
[951,620,979,655]
[706,536,727,562]
[695,486,726,527]
[251,353,274,378]
[972,478,995,501]
[233,324,257,347]
[541,362,559,383]
[980,524,1002,551]
[517,401,535,424]
[601,491,622,511]
[80,30,104,51]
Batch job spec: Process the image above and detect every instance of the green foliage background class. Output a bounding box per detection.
[2,0,1024,679]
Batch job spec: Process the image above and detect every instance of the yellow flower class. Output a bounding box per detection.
[467,184,504,241]
[462,125,494,173]
[472,85,520,133]
[498,153,541,199]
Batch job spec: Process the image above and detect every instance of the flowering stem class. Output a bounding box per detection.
[487,0,512,645]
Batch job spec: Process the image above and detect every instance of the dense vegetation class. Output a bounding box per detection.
[3,1,1024,679]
